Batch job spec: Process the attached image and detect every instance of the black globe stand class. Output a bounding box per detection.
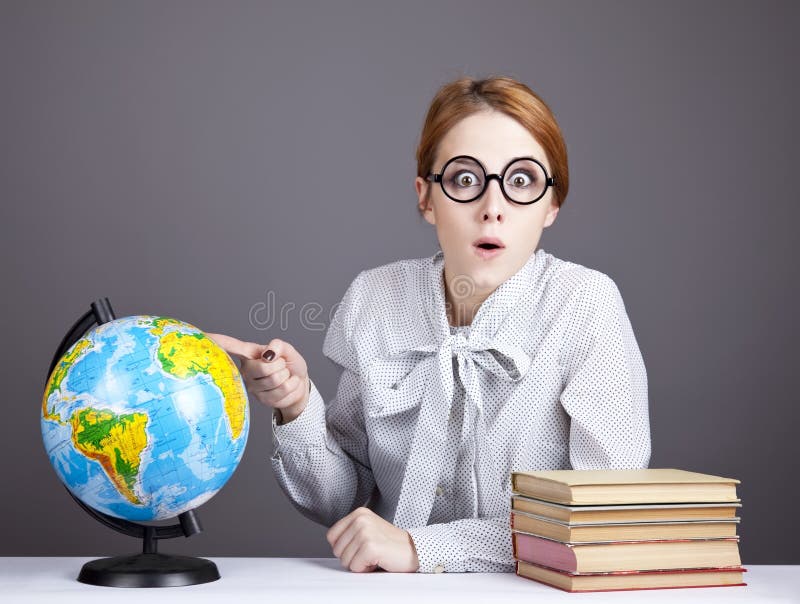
[48,298,220,587]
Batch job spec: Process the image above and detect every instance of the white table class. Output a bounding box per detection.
[1,558,797,603]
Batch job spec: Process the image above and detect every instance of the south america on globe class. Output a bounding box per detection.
[41,315,249,522]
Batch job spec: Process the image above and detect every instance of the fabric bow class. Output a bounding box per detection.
[366,331,532,529]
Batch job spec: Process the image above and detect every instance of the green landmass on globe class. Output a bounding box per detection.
[41,316,250,521]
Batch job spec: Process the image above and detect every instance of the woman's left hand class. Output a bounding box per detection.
[326,507,420,573]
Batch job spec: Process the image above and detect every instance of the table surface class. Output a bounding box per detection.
[1,558,798,603]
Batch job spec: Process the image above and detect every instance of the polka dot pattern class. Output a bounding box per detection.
[270,248,651,573]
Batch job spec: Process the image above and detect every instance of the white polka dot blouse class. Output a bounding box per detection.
[270,247,651,573]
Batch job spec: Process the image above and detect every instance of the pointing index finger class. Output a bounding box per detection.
[205,332,262,361]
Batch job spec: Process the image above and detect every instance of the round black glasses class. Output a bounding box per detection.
[426,155,555,205]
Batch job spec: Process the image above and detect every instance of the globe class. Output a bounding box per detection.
[41,314,250,522]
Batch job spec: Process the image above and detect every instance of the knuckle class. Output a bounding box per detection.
[264,368,286,388]
[263,358,287,377]
[272,384,292,402]
[268,357,286,371]
[361,543,376,559]
[275,377,303,404]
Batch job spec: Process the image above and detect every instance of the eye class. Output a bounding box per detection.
[507,170,535,188]
[450,170,481,188]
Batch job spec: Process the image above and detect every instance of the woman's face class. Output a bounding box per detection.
[415,109,560,295]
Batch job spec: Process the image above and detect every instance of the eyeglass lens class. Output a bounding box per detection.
[441,157,547,203]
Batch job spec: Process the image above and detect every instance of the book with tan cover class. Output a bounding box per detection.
[516,560,747,592]
[511,510,740,542]
[511,468,740,505]
[511,495,741,523]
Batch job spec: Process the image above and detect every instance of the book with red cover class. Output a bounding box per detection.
[512,531,742,573]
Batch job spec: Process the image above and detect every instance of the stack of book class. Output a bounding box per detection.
[509,468,746,592]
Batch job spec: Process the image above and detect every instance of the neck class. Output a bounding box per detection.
[442,268,494,327]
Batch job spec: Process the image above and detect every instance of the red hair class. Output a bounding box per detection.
[416,76,569,214]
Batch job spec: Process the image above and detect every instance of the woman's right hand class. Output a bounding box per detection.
[205,332,311,424]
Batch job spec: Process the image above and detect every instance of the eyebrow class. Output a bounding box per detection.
[444,155,541,171]
[449,158,479,167]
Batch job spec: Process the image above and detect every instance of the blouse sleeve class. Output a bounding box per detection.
[269,271,377,527]
[407,516,514,573]
[559,271,652,470]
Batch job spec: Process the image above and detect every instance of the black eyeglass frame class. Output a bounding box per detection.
[426,154,556,205]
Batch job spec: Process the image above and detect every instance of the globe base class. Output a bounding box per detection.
[77,553,220,587]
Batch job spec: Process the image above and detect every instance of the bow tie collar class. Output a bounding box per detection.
[363,248,542,529]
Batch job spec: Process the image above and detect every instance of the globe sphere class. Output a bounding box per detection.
[41,315,249,521]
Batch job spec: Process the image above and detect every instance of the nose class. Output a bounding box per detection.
[478,177,505,223]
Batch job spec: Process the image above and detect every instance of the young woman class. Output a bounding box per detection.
[208,76,651,575]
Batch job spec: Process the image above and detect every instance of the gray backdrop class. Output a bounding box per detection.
[2,0,798,563]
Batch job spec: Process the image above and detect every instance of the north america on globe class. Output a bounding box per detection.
[41,316,250,521]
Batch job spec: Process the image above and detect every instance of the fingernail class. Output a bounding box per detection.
[262,349,275,362]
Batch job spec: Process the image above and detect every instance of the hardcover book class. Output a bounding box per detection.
[515,560,747,592]
[511,468,740,505]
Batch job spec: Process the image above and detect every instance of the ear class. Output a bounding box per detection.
[415,176,436,225]
[542,200,559,228]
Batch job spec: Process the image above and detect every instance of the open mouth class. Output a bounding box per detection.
[472,238,505,258]
[473,237,506,250]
